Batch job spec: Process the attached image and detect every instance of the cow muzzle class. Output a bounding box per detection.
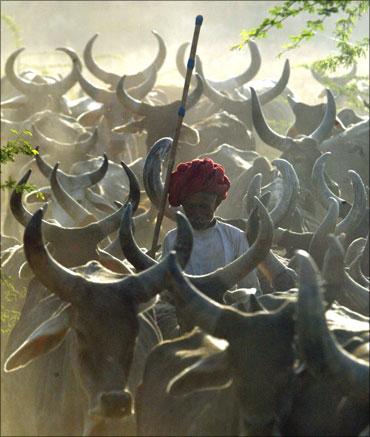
[88,390,132,419]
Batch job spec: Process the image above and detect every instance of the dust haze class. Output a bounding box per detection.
[2,1,369,103]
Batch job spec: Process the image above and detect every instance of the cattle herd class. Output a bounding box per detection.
[1,26,369,437]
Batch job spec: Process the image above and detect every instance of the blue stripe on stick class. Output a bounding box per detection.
[187,58,195,70]
[196,15,203,25]
[178,106,186,117]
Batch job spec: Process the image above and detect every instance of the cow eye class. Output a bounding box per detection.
[76,329,88,342]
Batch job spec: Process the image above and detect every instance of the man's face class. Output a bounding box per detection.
[181,191,218,230]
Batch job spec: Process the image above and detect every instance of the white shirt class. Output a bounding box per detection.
[161,219,260,291]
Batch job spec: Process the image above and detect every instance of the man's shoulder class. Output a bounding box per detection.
[216,220,245,238]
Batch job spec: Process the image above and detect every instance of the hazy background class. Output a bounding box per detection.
[1,1,369,102]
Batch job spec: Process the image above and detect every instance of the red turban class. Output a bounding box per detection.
[168,158,230,207]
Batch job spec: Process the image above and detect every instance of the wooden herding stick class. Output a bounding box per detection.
[148,15,203,258]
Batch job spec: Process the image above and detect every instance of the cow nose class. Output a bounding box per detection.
[98,390,132,418]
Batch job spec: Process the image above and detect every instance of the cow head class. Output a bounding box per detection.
[165,252,296,435]
[4,208,186,430]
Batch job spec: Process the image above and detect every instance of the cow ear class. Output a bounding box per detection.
[4,304,71,372]
[138,295,159,313]
[1,95,28,109]
[77,108,105,126]
[112,119,145,134]
[167,349,232,396]
[179,124,199,146]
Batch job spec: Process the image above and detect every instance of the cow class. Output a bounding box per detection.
[1,48,79,121]
[2,207,192,436]
[114,74,203,154]
[136,243,369,436]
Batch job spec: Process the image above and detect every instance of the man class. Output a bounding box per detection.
[157,158,260,338]
[162,158,260,289]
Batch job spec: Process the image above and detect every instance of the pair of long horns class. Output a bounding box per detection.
[35,149,108,192]
[23,208,184,306]
[5,48,79,96]
[251,87,336,150]
[311,63,357,87]
[83,30,166,88]
[197,58,290,119]
[11,172,130,266]
[60,47,157,106]
[116,73,203,117]
[31,123,98,157]
[176,40,261,91]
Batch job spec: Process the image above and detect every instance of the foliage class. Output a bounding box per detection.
[233,0,369,73]
[1,13,22,48]
[1,275,26,334]
[305,67,369,111]
[1,129,44,198]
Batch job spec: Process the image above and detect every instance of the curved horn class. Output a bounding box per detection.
[176,42,190,81]
[143,136,171,208]
[250,86,293,152]
[208,40,261,91]
[296,250,369,402]
[311,63,357,87]
[119,202,157,270]
[335,171,367,240]
[309,89,336,144]
[10,169,35,227]
[119,203,193,270]
[343,269,369,316]
[257,59,290,105]
[59,45,115,105]
[311,152,351,217]
[116,75,152,116]
[11,170,128,264]
[244,173,262,215]
[322,234,345,307]
[142,137,181,221]
[6,48,79,96]
[128,30,166,86]
[83,34,123,86]
[120,161,140,213]
[269,159,300,227]
[309,197,339,268]
[167,251,238,338]
[24,208,87,304]
[186,73,203,109]
[127,65,157,100]
[50,163,96,226]
[360,234,369,277]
